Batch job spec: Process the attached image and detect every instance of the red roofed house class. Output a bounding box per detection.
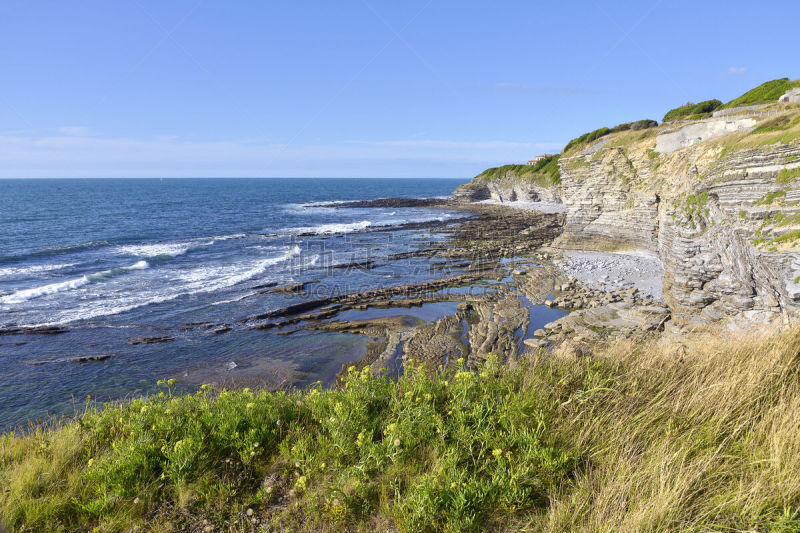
[527,154,553,165]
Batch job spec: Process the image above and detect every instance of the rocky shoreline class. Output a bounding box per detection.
[239,198,673,380]
[1,197,673,390]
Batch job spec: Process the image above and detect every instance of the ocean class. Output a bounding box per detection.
[0,178,467,430]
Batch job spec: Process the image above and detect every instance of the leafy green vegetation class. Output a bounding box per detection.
[5,327,800,531]
[663,99,723,122]
[685,191,710,219]
[765,212,800,228]
[477,155,561,186]
[563,120,658,154]
[719,78,800,109]
[0,358,572,532]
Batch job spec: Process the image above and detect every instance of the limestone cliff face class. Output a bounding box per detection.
[554,147,660,252]
[658,145,800,328]
[553,114,800,328]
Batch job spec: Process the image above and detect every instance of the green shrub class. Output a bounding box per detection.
[611,119,659,132]
[0,358,573,532]
[663,99,723,122]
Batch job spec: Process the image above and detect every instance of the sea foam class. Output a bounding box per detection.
[0,261,150,305]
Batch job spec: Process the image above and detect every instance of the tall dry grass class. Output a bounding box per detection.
[526,326,800,532]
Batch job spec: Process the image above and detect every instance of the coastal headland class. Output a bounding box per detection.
[4,78,800,532]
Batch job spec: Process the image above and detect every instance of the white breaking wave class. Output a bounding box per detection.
[0,263,78,278]
[114,234,246,258]
[9,245,303,326]
[0,261,150,305]
[114,241,209,258]
[211,233,246,241]
[286,221,372,235]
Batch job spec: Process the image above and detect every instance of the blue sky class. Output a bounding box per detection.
[0,0,797,178]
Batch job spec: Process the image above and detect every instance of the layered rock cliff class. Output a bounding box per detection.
[558,107,800,328]
[458,96,800,329]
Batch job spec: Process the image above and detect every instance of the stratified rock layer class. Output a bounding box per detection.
[554,120,800,329]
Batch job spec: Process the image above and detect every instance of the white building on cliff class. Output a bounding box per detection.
[778,88,800,104]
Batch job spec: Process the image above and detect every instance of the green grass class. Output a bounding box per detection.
[663,99,722,122]
[719,78,800,109]
[753,113,800,134]
[476,155,561,186]
[563,121,658,154]
[563,127,612,154]
[768,229,800,246]
[757,189,787,205]
[777,167,800,184]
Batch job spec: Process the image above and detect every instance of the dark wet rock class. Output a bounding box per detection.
[0,325,69,336]
[371,218,472,233]
[128,336,175,345]
[295,308,340,321]
[314,315,423,336]
[249,298,337,321]
[251,281,279,290]
[387,248,442,260]
[31,354,112,365]
[268,281,313,294]
[327,260,377,271]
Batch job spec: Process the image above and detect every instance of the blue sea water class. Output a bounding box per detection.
[0,178,467,429]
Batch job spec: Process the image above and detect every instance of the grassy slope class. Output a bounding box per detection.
[719,78,800,109]
[470,156,562,188]
[3,327,800,532]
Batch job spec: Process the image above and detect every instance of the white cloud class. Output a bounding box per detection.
[727,67,747,76]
